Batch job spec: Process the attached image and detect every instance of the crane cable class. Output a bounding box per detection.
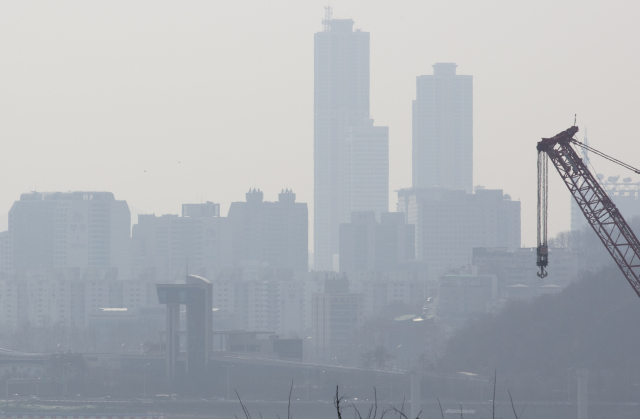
[537,149,548,278]
[570,139,640,175]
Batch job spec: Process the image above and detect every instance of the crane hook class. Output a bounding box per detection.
[536,245,549,278]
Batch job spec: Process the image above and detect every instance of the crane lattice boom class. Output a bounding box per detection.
[537,126,640,298]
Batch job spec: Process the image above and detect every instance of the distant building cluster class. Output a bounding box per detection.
[130,188,308,282]
[0,267,158,329]
[0,189,308,283]
[1,10,623,370]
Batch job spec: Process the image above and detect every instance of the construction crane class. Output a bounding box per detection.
[536,125,640,299]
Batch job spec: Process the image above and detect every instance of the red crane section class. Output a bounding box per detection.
[536,126,640,298]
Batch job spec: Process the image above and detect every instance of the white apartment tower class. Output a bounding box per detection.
[413,63,473,193]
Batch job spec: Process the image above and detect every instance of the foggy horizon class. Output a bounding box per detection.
[2,1,639,249]
[1,2,640,418]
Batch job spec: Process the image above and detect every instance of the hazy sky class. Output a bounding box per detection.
[1,1,639,249]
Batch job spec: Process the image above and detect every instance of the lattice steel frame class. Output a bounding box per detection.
[537,126,640,298]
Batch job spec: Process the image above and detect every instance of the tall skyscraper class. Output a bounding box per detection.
[412,63,473,192]
[314,9,388,271]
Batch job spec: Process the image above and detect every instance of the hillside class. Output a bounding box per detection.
[439,265,640,401]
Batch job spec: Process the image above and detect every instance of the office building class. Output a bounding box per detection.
[413,63,473,192]
[7,192,131,276]
[0,231,12,274]
[342,121,389,222]
[311,283,364,362]
[314,10,388,271]
[339,211,415,272]
[397,187,520,279]
[228,189,308,273]
[131,201,232,282]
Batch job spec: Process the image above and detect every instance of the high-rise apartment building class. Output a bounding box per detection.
[413,63,473,192]
[339,211,415,272]
[131,201,232,282]
[7,192,131,275]
[397,187,520,278]
[314,10,388,271]
[228,189,308,272]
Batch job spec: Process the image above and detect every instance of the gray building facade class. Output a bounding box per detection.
[339,211,415,272]
[397,187,520,279]
[413,63,473,193]
[6,192,131,276]
[342,120,389,223]
[315,13,388,271]
[131,201,232,282]
[228,189,308,273]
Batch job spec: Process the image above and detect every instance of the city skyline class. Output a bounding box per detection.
[1,2,638,250]
[313,14,372,270]
[0,2,639,410]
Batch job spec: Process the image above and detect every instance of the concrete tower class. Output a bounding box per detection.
[314,9,372,271]
[413,63,473,192]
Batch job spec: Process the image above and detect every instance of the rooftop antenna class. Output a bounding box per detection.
[582,126,589,165]
[323,6,333,31]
